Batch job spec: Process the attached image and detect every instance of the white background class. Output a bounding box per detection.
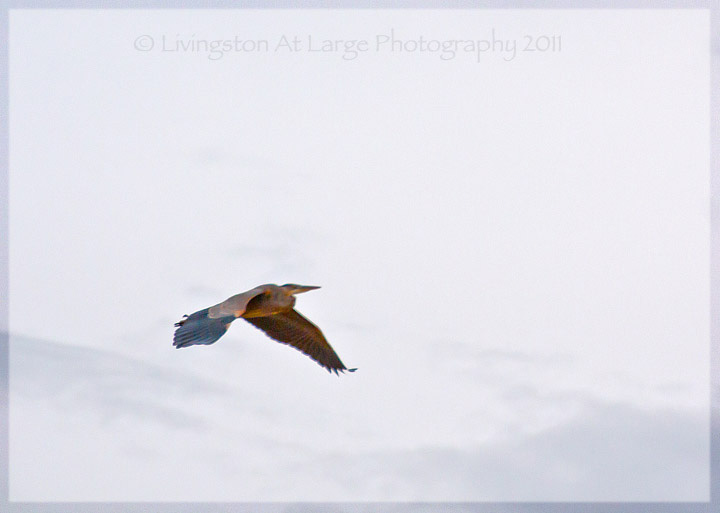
[9,9,710,501]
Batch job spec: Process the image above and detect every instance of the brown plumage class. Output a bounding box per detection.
[173,283,356,375]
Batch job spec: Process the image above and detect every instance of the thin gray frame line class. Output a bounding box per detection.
[710,0,720,507]
[0,2,716,512]
[2,0,714,8]
[1,503,714,512]
[1,0,9,510]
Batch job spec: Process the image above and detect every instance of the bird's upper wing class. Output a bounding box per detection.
[208,285,269,319]
[244,309,354,374]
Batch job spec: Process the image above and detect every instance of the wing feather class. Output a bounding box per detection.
[208,285,269,319]
[244,309,355,374]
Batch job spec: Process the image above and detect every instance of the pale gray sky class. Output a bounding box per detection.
[8,9,711,501]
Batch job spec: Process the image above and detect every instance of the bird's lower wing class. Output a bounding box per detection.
[244,309,354,374]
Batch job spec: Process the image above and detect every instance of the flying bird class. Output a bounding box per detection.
[173,283,356,375]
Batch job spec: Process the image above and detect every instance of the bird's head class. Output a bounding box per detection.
[281,283,321,296]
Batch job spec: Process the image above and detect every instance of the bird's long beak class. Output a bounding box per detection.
[293,285,320,294]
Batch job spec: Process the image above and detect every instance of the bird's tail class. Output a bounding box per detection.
[173,308,234,348]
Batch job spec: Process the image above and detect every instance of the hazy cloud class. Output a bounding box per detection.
[9,336,708,502]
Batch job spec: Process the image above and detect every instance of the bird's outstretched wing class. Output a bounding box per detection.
[244,309,356,374]
[208,285,269,319]
[173,308,234,348]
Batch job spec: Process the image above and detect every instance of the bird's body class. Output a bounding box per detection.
[173,283,356,375]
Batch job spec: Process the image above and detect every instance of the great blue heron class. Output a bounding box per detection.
[173,283,356,375]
